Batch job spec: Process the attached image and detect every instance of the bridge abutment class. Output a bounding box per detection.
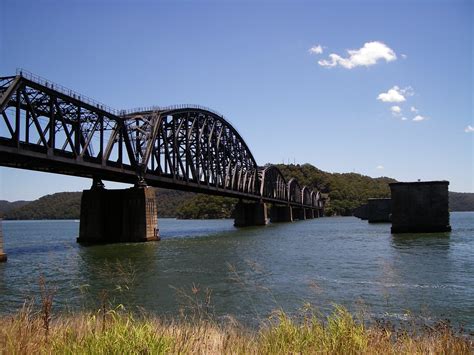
[270,205,293,223]
[78,186,160,244]
[234,201,268,227]
[305,208,314,219]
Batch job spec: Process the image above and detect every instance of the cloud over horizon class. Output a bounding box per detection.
[318,41,396,69]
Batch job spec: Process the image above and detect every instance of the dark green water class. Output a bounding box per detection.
[0,213,473,330]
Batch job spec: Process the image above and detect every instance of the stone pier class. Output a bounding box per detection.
[367,198,392,223]
[270,205,293,223]
[0,219,6,262]
[353,204,368,220]
[234,201,268,227]
[305,208,315,219]
[78,185,160,244]
[390,181,451,233]
[292,207,306,221]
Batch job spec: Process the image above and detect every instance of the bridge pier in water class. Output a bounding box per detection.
[305,208,314,219]
[234,201,268,227]
[292,207,306,221]
[270,205,293,223]
[78,182,159,244]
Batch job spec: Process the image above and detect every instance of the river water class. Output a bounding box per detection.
[0,213,473,330]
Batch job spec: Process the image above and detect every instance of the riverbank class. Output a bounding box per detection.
[1,305,472,354]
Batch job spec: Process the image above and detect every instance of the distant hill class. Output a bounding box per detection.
[2,164,473,219]
[4,192,82,220]
[0,200,29,217]
[449,192,474,211]
[3,189,193,220]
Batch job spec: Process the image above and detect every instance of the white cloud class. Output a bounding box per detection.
[377,86,407,103]
[410,106,418,113]
[308,45,323,54]
[390,106,402,115]
[318,41,396,69]
[413,115,426,122]
[401,54,407,59]
[376,165,384,170]
[401,117,408,121]
[465,125,474,133]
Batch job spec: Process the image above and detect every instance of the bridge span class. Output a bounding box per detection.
[0,70,325,244]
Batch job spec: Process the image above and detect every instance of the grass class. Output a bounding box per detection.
[0,303,472,354]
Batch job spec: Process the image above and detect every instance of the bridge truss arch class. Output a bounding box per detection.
[124,107,259,194]
[302,186,312,206]
[311,190,320,208]
[258,165,287,201]
[288,178,302,205]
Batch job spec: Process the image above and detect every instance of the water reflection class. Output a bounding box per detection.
[391,232,451,250]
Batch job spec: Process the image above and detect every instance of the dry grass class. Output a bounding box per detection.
[0,303,471,354]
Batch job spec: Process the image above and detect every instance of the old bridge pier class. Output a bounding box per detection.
[0,70,325,244]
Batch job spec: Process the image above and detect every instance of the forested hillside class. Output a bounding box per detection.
[3,189,193,220]
[275,164,395,215]
[2,164,472,219]
[0,200,29,217]
[449,192,474,211]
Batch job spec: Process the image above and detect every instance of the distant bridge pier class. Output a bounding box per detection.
[78,181,159,244]
[291,207,306,221]
[305,208,314,219]
[270,205,293,223]
[234,200,268,227]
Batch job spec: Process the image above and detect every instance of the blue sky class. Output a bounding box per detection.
[0,0,472,201]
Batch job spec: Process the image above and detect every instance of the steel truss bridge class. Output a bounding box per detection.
[0,70,323,211]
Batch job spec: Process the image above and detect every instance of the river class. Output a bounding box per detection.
[0,213,473,330]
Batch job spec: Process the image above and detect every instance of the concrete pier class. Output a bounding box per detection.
[78,186,160,244]
[0,219,6,262]
[294,207,306,221]
[234,201,268,227]
[305,208,315,219]
[390,181,451,233]
[353,204,368,220]
[367,198,392,223]
[270,205,293,223]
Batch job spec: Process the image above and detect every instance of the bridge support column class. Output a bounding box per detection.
[292,207,306,221]
[0,219,6,262]
[270,205,293,223]
[78,185,160,244]
[313,208,319,218]
[234,201,268,227]
[305,208,314,219]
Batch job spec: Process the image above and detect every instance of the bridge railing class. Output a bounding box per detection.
[14,69,229,121]
[119,104,226,118]
[16,68,119,115]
